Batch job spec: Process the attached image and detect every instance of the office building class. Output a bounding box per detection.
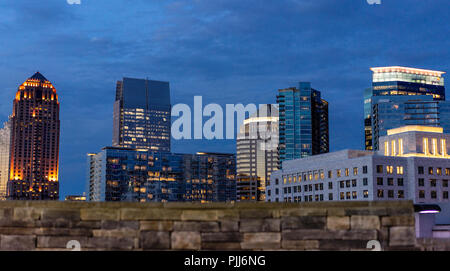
[236,104,279,201]
[267,125,450,205]
[86,148,236,203]
[0,118,11,200]
[364,66,446,150]
[371,95,450,150]
[113,77,171,151]
[7,72,60,200]
[277,82,329,165]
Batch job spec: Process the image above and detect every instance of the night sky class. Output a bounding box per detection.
[0,0,449,199]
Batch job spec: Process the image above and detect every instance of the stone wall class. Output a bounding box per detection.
[0,200,422,251]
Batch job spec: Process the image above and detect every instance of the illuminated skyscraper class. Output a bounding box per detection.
[0,118,11,200]
[112,77,171,151]
[364,66,446,150]
[277,82,329,165]
[7,72,60,200]
[236,104,279,201]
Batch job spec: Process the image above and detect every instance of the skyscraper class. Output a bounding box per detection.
[113,77,171,151]
[277,82,329,165]
[236,104,279,201]
[7,72,60,200]
[364,66,446,150]
[0,118,11,200]
[371,95,450,150]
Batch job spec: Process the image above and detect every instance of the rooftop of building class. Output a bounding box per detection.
[387,125,444,136]
[371,66,445,77]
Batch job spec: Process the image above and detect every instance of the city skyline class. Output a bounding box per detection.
[0,0,449,198]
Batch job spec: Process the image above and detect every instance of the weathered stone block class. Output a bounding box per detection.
[37,236,89,249]
[220,220,239,232]
[319,240,368,251]
[240,219,280,232]
[181,210,218,221]
[171,231,201,250]
[281,240,319,250]
[201,232,242,243]
[281,216,326,230]
[140,221,173,231]
[201,242,241,250]
[345,208,387,216]
[121,208,181,220]
[282,230,334,241]
[0,227,36,235]
[93,229,138,238]
[389,226,416,247]
[239,209,274,219]
[34,228,93,237]
[87,237,136,250]
[381,216,414,227]
[101,220,139,230]
[0,235,36,250]
[241,233,281,250]
[327,216,350,231]
[174,221,219,232]
[140,231,170,249]
[350,215,380,230]
[280,208,327,217]
[13,207,41,220]
[36,218,71,228]
[41,208,80,221]
[81,208,120,221]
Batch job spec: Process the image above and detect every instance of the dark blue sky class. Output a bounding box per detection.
[0,0,449,199]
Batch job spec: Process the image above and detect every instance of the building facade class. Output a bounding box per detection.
[113,77,171,152]
[236,104,279,201]
[277,82,329,165]
[86,148,236,203]
[267,126,450,205]
[371,95,450,150]
[364,66,446,150]
[7,72,60,200]
[0,118,11,200]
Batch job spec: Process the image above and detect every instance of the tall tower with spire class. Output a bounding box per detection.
[7,72,60,200]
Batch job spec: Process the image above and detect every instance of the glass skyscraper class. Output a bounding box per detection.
[86,148,236,203]
[371,95,450,150]
[364,66,446,150]
[236,104,279,201]
[277,82,329,165]
[113,77,171,151]
[0,118,11,200]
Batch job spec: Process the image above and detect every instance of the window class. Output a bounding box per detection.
[387,166,394,174]
[363,190,369,198]
[398,190,404,199]
[340,181,344,188]
[397,178,404,186]
[268,190,271,196]
[397,166,404,175]
[430,179,437,187]
[418,166,424,174]
[293,186,297,193]
[352,179,357,187]
[377,189,384,198]
[328,170,332,178]
[328,182,333,189]
[284,188,288,194]
[419,190,425,199]
[314,184,319,191]
[387,178,394,186]
[363,178,368,186]
[319,183,324,190]
[346,192,351,200]
[363,166,368,174]
[429,167,434,175]
[418,178,425,187]
[298,185,302,192]
[346,180,350,188]
[345,168,349,177]
[444,191,449,199]
[376,165,383,174]
[337,169,341,177]
[388,190,394,198]
[304,185,308,192]
[340,192,345,200]
[275,188,279,195]
[437,168,442,176]
[443,180,449,188]
[446,168,450,176]
[377,177,383,186]
[353,167,358,176]
[352,191,357,199]
[275,178,279,185]
[431,191,437,199]
[328,193,333,200]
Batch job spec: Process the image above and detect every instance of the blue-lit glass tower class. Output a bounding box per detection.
[113,77,171,152]
[277,82,329,166]
[364,67,446,150]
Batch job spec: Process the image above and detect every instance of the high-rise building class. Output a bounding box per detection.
[364,66,446,150]
[267,125,450,205]
[236,104,279,201]
[113,77,171,151]
[371,95,450,150]
[0,118,11,200]
[86,148,236,203]
[7,72,60,200]
[277,82,329,165]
